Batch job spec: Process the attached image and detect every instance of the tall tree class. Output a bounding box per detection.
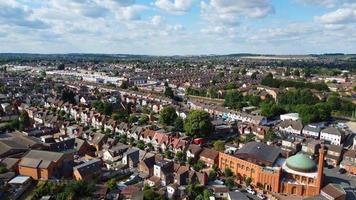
[159,106,177,126]
[184,110,213,138]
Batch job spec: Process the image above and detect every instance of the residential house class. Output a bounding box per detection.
[141,129,156,146]
[170,137,189,154]
[127,126,144,140]
[122,148,140,168]
[102,143,130,169]
[174,165,190,185]
[320,184,346,200]
[186,144,202,162]
[325,145,343,167]
[301,138,321,156]
[211,185,229,199]
[280,138,301,157]
[85,132,108,151]
[278,120,303,135]
[73,159,102,181]
[115,122,130,136]
[167,183,179,198]
[152,131,171,152]
[199,148,219,168]
[139,153,156,177]
[238,123,270,141]
[188,171,208,185]
[153,160,174,186]
[320,127,345,146]
[303,124,322,138]
[340,150,356,174]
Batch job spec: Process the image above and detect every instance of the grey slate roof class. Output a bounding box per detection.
[23,150,64,162]
[236,142,281,165]
[73,159,101,177]
[321,127,343,136]
[303,124,321,133]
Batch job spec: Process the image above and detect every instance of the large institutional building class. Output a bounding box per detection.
[219,142,325,196]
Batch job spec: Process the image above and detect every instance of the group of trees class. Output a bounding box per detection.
[33,181,95,200]
[159,106,214,136]
[61,89,76,104]
[92,100,113,115]
[224,91,263,111]
[159,106,184,132]
[261,73,329,91]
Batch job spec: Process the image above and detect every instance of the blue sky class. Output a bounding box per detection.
[0,0,355,55]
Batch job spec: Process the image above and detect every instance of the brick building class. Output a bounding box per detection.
[18,150,73,180]
[218,142,325,197]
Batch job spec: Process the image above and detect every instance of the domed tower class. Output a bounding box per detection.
[316,145,325,194]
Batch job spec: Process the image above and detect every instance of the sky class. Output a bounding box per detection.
[0,0,355,55]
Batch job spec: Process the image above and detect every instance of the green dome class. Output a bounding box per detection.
[286,153,316,173]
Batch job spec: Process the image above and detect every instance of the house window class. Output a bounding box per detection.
[292,187,297,195]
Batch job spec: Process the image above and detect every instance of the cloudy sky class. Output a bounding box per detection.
[0,0,355,55]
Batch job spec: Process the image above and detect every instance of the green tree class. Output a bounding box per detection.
[192,160,205,171]
[143,186,155,200]
[184,110,213,138]
[165,150,173,159]
[203,189,213,200]
[111,113,119,121]
[139,115,149,125]
[106,178,117,190]
[120,81,128,89]
[224,91,246,110]
[213,140,225,152]
[103,103,113,115]
[164,87,174,98]
[176,151,184,162]
[245,177,252,187]
[19,111,30,131]
[61,89,76,104]
[264,130,277,142]
[137,140,145,150]
[208,170,217,181]
[225,177,235,188]
[327,96,341,110]
[128,114,138,124]
[224,168,233,177]
[251,72,258,79]
[159,106,177,126]
[173,117,184,132]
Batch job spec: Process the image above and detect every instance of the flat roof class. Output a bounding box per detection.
[8,175,31,184]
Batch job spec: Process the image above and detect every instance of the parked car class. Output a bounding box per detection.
[257,193,266,199]
[246,187,256,195]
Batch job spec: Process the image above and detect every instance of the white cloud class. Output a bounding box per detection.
[0,1,48,29]
[154,0,193,14]
[315,7,356,24]
[200,0,274,26]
